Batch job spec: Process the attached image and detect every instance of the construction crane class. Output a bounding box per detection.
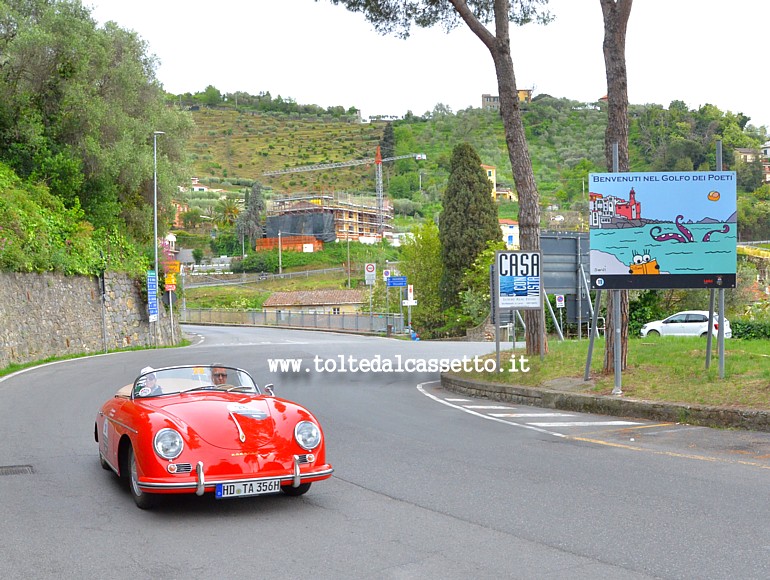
[262,147,427,233]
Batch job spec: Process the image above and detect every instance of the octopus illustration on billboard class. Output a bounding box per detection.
[589,171,737,290]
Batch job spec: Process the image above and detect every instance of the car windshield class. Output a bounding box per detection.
[132,365,259,398]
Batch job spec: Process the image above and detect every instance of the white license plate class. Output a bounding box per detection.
[215,479,281,499]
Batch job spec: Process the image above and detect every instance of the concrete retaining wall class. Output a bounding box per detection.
[0,272,180,369]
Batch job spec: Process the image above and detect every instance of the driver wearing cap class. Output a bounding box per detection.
[137,366,162,397]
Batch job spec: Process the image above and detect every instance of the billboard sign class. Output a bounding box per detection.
[496,251,542,309]
[589,171,736,289]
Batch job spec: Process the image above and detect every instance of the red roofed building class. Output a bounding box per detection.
[614,187,641,220]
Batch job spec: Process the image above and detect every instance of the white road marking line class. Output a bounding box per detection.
[416,382,566,439]
[528,421,641,427]
[446,398,471,402]
[490,413,574,418]
[463,405,517,410]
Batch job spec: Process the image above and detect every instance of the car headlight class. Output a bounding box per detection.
[154,428,184,460]
[295,421,321,450]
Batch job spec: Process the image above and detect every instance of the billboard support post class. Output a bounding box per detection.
[585,291,602,381]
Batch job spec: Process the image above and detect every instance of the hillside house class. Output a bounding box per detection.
[171,200,189,228]
[481,91,533,111]
[736,146,770,184]
[262,289,365,315]
[499,219,520,249]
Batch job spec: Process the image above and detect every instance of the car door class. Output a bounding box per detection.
[661,313,688,336]
[685,313,709,335]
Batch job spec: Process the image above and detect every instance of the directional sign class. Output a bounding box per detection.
[147,270,159,322]
[164,260,180,274]
[387,276,407,287]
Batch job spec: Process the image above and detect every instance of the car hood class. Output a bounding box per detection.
[153,396,278,450]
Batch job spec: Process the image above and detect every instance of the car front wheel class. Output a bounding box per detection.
[647,330,660,336]
[128,445,159,509]
[281,483,311,496]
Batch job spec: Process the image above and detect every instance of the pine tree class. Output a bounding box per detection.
[439,143,499,308]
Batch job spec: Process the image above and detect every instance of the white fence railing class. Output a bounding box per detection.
[184,268,346,289]
[180,308,406,334]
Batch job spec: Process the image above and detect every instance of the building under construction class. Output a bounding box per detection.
[265,193,393,242]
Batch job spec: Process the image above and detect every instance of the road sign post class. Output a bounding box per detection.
[365,262,376,285]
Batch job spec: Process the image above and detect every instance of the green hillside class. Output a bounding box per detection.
[188,108,386,193]
[182,96,770,236]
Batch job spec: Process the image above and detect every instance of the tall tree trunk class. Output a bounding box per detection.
[451,0,544,354]
[600,0,632,372]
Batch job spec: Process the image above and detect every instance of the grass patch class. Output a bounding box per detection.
[184,272,348,309]
[457,336,770,410]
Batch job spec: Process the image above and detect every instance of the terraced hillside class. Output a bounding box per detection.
[189,108,386,194]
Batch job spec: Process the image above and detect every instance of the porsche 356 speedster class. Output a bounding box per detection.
[95,364,333,509]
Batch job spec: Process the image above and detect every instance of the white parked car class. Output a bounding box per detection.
[640,310,732,338]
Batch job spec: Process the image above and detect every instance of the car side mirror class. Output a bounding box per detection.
[263,384,275,396]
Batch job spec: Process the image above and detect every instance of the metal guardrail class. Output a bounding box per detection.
[738,245,770,260]
[180,308,406,334]
[184,267,346,288]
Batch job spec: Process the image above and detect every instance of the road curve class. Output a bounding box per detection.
[1,325,769,579]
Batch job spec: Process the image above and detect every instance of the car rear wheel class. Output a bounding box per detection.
[128,445,159,509]
[281,483,311,496]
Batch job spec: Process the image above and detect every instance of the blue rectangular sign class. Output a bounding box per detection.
[386,276,407,287]
[147,270,159,321]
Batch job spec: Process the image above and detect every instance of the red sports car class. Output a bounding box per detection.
[95,364,333,509]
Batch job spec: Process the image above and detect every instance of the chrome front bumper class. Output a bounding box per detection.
[139,455,333,495]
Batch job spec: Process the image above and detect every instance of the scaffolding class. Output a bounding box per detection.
[266,193,393,241]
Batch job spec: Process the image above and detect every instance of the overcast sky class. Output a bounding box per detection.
[87,0,770,130]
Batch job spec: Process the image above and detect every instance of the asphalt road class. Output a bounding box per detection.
[1,325,770,579]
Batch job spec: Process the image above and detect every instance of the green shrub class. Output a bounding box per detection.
[732,320,770,340]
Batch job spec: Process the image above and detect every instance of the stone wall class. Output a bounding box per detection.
[0,272,180,369]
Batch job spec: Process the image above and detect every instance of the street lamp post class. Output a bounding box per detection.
[153,131,165,344]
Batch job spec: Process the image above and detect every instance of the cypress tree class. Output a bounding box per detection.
[379,122,395,160]
[439,143,499,308]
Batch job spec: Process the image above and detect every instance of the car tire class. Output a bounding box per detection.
[128,445,159,509]
[281,483,311,497]
[647,330,660,336]
[700,332,708,338]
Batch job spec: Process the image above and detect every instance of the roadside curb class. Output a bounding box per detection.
[440,373,770,433]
